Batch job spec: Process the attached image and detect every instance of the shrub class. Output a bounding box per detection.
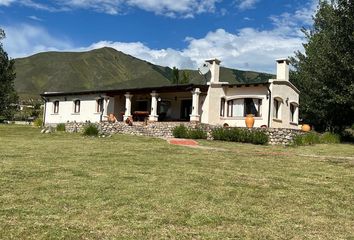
[320,132,341,144]
[83,123,99,137]
[250,131,269,145]
[303,132,320,145]
[211,127,268,145]
[340,130,354,143]
[56,123,66,132]
[0,116,6,123]
[293,132,342,146]
[33,118,43,127]
[292,132,320,146]
[172,125,207,139]
[292,135,304,146]
[211,127,227,141]
[172,125,189,138]
[212,127,238,141]
[188,127,207,139]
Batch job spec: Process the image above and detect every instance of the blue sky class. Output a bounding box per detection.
[0,0,317,73]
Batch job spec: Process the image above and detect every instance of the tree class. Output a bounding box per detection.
[180,71,190,84]
[290,0,354,132]
[172,67,179,84]
[0,29,18,119]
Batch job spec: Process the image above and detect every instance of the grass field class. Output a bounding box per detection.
[0,125,353,239]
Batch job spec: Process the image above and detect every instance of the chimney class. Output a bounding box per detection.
[205,58,221,83]
[276,58,290,81]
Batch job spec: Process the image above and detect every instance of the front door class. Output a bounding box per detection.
[180,99,192,121]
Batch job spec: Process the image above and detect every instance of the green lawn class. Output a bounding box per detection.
[0,125,353,239]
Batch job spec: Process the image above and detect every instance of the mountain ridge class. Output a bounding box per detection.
[14,47,274,100]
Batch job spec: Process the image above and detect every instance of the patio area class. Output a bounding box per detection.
[104,85,207,123]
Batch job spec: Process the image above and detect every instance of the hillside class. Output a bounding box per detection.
[14,47,274,100]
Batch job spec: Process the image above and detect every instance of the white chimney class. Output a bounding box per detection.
[205,58,221,83]
[276,58,290,81]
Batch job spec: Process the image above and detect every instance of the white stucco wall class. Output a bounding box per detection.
[201,84,271,127]
[44,94,114,124]
[43,82,299,128]
[222,85,270,128]
[270,80,300,129]
[201,83,226,125]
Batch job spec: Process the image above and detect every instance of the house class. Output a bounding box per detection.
[41,58,299,129]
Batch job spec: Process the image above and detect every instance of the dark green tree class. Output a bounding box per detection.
[171,66,179,84]
[290,0,354,132]
[0,29,18,120]
[180,71,190,84]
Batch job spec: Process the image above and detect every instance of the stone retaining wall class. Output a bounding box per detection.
[261,128,303,145]
[64,121,302,145]
[65,121,198,138]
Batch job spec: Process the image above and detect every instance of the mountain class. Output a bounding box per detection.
[14,47,274,100]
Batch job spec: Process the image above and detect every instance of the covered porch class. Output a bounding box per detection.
[103,85,208,123]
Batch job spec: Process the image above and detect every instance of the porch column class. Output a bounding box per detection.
[101,96,110,122]
[103,97,109,116]
[149,91,159,121]
[123,92,133,121]
[190,88,201,122]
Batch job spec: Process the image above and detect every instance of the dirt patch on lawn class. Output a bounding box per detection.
[168,138,199,146]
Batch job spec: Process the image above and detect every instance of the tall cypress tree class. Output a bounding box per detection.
[0,29,18,119]
[172,67,179,85]
[291,0,354,132]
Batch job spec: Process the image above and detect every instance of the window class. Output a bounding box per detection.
[290,103,297,122]
[53,101,59,114]
[226,98,262,117]
[96,98,104,112]
[74,100,80,113]
[227,100,233,117]
[220,98,225,117]
[244,98,262,117]
[273,98,281,119]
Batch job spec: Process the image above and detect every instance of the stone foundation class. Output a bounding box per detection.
[64,121,302,145]
[65,121,198,138]
[260,128,303,145]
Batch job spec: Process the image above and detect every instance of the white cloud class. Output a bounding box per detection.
[59,0,123,15]
[269,0,317,33]
[2,24,72,58]
[2,24,304,73]
[61,0,221,17]
[126,0,219,17]
[183,28,303,72]
[1,2,317,73]
[71,27,303,73]
[22,28,303,72]
[0,0,220,17]
[79,41,195,69]
[0,0,65,11]
[293,1,317,25]
[234,0,259,10]
[0,0,16,6]
[28,15,43,21]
